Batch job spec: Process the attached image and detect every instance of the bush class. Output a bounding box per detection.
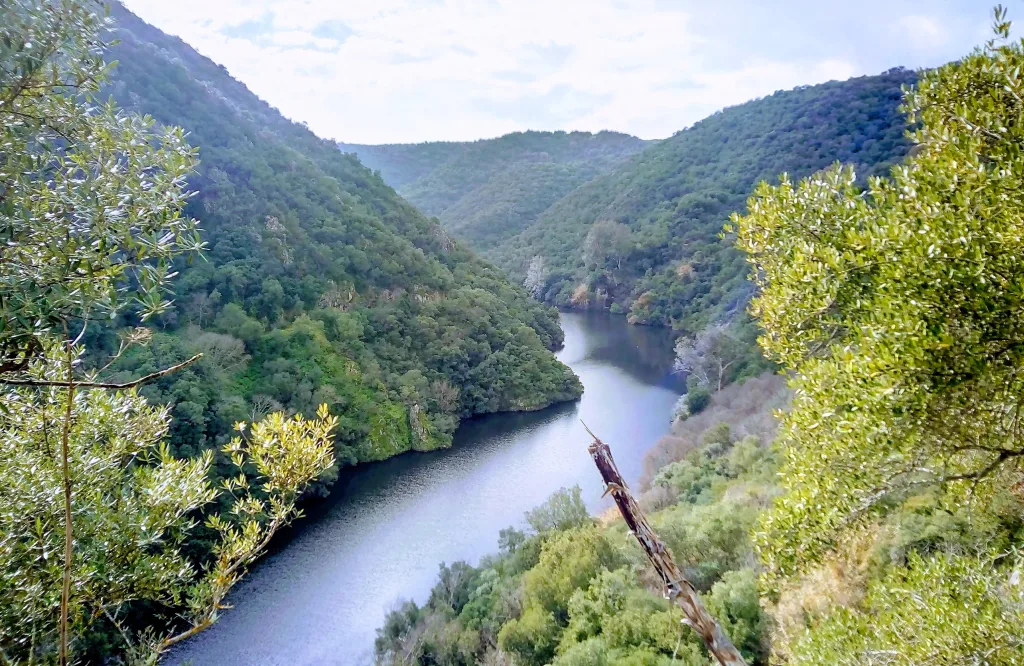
[685,387,711,415]
[707,569,769,663]
[523,527,621,620]
[498,606,560,666]
[525,486,592,535]
[643,373,789,487]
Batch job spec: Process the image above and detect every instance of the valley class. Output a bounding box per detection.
[166,312,682,666]
[341,71,915,333]
[1,2,1019,666]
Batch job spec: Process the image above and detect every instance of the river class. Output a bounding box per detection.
[169,311,682,666]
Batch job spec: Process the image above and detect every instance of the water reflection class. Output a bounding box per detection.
[558,310,682,390]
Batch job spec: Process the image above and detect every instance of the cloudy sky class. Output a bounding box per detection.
[121,0,992,144]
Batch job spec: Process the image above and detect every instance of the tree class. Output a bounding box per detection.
[524,485,592,535]
[733,7,1024,592]
[674,324,746,392]
[194,330,249,372]
[186,291,219,327]
[0,0,202,373]
[582,221,631,271]
[0,345,336,664]
[2,3,203,661]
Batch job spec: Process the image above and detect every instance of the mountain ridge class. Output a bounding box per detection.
[339,130,651,251]
[493,69,916,332]
[347,69,916,335]
[99,2,583,471]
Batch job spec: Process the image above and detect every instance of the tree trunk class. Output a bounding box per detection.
[585,427,748,666]
[717,360,734,393]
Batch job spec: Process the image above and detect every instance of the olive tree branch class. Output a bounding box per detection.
[0,354,203,389]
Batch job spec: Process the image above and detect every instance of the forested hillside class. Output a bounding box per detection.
[375,376,790,666]
[339,131,648,251]
[489,70,916,332]
[382,20,1024,664]
[99,4,582,472]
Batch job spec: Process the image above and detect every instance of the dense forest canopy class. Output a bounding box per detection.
[380,12,1024,666]
[490,69,917,332]
[6,0,1024,664]
[345,73,919,398]
[349,71,916,339]
[339,131,649,252]
[94,2,582,476]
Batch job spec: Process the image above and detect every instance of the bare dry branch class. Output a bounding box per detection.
[584,422,748,666]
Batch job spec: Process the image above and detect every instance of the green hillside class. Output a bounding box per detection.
[485,70,916,333]
[339,131,649,251]
[99,4,582,471]
[376,376,791,666]
[385,33,1024,665]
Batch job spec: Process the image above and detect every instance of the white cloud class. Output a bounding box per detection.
[120,0,987,143]
[898,14,949,51]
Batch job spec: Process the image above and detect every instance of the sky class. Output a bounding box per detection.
[121,0,994,145]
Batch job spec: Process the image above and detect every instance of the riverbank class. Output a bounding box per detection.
[168,312,682,666]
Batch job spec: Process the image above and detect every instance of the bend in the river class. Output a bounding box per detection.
[169,311,682,666]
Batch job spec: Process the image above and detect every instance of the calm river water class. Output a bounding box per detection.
[169,311,682,666]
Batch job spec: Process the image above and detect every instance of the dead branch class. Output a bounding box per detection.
[584,422,748,666]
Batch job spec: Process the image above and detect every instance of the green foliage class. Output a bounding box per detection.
[345,73,915,341]
[0,346,211,662]
[339,131,649,252]
[487,70,915,334]
[657,501,758,591]
[684,387,710,416]
[646,426,769,590]
[378,420,779,666]
[90,4,581,479]
[706,569,769,663]
[525,485,592,535]
[520,527,621,622]
[498,606,561,666]
[734,19,1024,592]
[582,220,632,271]
[558,567,684,663]
[358,73,916,400]
[0,346,335,664]
[0,0,201,371]
[726,11,1024,663]
[790,552,1024,665]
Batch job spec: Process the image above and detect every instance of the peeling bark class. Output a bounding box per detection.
[585,426,748,666]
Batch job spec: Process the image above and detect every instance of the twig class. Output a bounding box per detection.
[0,354,203,389]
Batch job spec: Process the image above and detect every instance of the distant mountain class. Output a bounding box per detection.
[487,70,918,333]
[339,131,650,251]
[100,3,582,470]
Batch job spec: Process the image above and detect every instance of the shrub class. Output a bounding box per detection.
[685,387,711,415]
